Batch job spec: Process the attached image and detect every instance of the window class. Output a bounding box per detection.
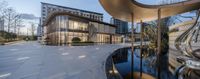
[66,32,88,43]
[98,24,104,33]
[105,25,109,33]
[69,20,74,30]
[68,20,88,31]
[73,21,79,30]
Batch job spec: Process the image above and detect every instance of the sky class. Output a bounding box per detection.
[4,0,157,23]
[4,0,112,22]
[3,0,115,35]
[3,0,193,23]
[2,0,196,34]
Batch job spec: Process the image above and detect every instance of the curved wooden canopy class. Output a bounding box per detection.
[99,0,200,23]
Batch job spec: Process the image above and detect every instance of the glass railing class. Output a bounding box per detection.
[135,0,189,5]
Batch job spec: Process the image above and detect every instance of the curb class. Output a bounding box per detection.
[1,41,24,45]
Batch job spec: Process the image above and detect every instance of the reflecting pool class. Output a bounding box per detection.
[112,47,173,79]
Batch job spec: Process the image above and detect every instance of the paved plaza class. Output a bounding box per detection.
[0,41,131,79]
[0,41,199,79]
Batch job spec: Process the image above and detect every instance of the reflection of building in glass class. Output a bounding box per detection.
[169,20,198,45]
[110,18,128,34]
[43,12,122,45]
[112,48,128,64]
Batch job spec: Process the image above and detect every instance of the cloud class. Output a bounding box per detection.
[20,13,39,20]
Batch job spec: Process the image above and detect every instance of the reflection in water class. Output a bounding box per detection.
[112,48,173,79]
[113,48,128,64]
[177,67,200,79]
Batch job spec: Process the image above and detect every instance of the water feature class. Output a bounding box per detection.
[110,47,174,79]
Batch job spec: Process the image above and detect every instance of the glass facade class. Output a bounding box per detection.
[46,15,122,45]
[69,20,88,31]
[111,18,128,34]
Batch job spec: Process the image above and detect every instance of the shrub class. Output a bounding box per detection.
[82,41,94,43]
[71,41,94,46]
[72,37,81,43]
[0,31,17,39]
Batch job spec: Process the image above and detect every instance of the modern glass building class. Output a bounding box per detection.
[43,12,122,45]
[110,18,128,34]
[41,2,103,26]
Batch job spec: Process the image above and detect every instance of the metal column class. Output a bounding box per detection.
[157,8,161,79]
[131,13,135,79]
[140,20,144,78]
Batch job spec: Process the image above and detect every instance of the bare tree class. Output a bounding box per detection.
[0,1,24,41]
[3,7,17,33]
[30,23,36,40]
[0,1,8,32]
[13,15,21,34]
[16,19,24,35]
[0,1,8,17]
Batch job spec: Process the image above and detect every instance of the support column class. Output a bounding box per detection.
[157,8,161,79]
[131,13,135,79]
[140,20,144,78]
[110,35,112,44]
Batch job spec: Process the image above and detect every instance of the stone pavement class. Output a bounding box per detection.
[0,41,131,79]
